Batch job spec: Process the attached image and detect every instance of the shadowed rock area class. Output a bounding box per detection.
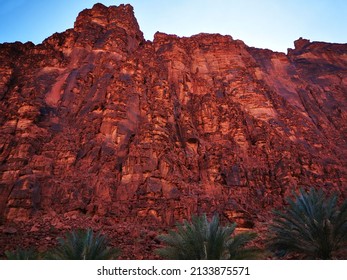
[0,4,346,256]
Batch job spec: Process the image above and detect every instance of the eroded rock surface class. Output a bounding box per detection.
[0,4,346,230]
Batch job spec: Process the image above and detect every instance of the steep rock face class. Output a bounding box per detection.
[0,4,346,227]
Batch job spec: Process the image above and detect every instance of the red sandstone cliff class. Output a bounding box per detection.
[0,3,346,231]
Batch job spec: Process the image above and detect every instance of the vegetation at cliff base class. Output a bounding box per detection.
[45,228,120,260]
[5,247,39,260]
[155,213,260,260]
[3,187,346,260]
[268,188,347,259]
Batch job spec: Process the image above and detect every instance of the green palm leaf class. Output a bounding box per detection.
[5,248,39,260]
[156,213,259,260]
[268,188,347,259]
[46,228,120,260]
[228,231,261,259]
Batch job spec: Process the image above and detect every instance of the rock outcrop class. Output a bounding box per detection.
[0,3,346,230]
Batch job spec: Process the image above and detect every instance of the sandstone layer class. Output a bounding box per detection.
[0,3,346,231]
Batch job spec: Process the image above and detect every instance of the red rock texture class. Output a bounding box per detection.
[0,3,346,237]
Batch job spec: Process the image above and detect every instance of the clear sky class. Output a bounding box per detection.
[0,0,346,52]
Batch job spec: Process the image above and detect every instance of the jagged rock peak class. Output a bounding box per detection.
[294,37,311,50]
[74,3,143,39]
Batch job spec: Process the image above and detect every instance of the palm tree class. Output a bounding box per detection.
[5,248,39,260]
[46,228,120,260]
[268,188,347,259]
[155,213,260,260]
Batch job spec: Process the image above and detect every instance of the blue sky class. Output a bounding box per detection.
[0,0,346,52]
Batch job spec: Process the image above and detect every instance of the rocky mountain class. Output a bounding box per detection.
[0,3,346,234]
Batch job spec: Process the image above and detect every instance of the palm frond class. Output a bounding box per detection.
[156,213,258,260]
[5,248,39,260]
[46,228,120,260]
[268,187,347,259]
[228,232,261,259]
